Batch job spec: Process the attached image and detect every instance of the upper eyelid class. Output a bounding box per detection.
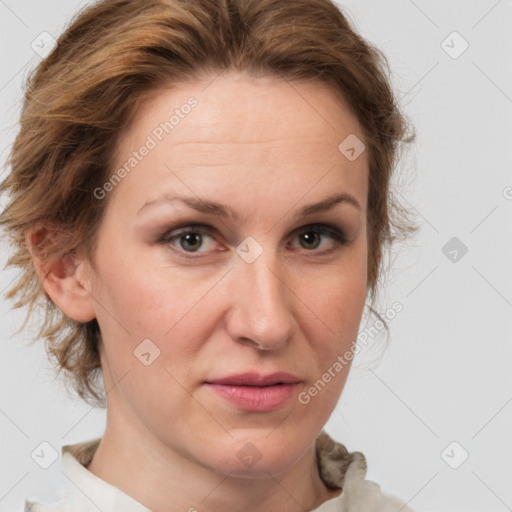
[162,222,345,237]
[160,223,347,248]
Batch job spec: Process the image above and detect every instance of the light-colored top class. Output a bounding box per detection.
[24,432,414,512]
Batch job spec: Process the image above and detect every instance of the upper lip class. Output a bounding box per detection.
[205,372,302,386]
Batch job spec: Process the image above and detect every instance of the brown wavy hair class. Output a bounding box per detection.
[0,0,416,408]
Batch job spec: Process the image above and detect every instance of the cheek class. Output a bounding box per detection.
[92,221,367,374]
[293,244,367,406]
[90,230,180,332]
[299,241,367,341]
[89,237,218,388]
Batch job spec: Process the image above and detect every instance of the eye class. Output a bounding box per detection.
[290,224,349,254]
[159,225,219,254]
[157,223,349,258]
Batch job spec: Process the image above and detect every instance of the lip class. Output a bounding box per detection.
[205,372,302,412]
[206,372,302,386]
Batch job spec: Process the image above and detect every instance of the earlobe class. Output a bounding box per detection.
[26,229,96,323]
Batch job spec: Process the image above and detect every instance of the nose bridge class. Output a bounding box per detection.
[228,244,295,349]
[248,253,285,316]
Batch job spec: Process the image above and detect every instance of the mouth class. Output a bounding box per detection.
[205,371,302,387]
[204,372,302,412]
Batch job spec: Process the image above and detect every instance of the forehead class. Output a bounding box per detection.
[124,72,364,146]
[107,72,368,213]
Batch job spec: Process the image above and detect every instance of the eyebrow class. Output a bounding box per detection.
[137,191,361,220]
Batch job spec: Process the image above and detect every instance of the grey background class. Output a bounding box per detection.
[1,1,511,511]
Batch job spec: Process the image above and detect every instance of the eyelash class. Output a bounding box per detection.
[157,223,349,260]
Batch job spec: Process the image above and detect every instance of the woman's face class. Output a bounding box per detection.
[83,72,369,476]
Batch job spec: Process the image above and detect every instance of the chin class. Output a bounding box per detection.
[219,450,301,478]
[201,431,311,478]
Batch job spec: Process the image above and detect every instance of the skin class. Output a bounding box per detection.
[34,71,369,512]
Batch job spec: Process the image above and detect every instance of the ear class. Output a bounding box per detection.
[26,227,96,322]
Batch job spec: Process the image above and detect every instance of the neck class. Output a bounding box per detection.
[86,405,341,512]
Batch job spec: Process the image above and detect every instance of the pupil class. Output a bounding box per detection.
[302,232,320,249]
[182,233,202,251]
[179,231,321,252]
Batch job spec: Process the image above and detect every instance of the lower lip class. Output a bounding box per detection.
[205,383,300,412]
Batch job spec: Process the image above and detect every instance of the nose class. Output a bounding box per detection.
[225,251,297,352]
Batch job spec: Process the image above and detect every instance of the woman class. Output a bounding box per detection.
[1,0,417,510]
